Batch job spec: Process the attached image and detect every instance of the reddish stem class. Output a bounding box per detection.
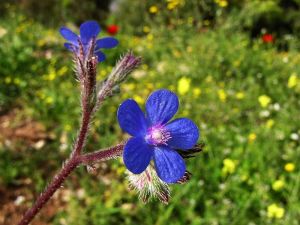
[80,143,125,164]
[18,49,137,225]
[17,157,80,225]
[18,143,124,225]
[72,108,91,156]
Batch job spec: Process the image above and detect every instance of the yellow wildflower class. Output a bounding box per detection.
[47,72,56,81]
[218,89,227,102]
[147,33,154,41]
[57,66,68,76]
[193,88,202,97]
[267,204,285,219]
[272,179,285,191]
[166,0,183,10]
[37,91,45,99]
[37,39,46,47]
[265,119,275,129]
[132,36,140,45]
[219,0,228,7]
[177,77,191,95]
[64,124,72,132]
[284,163,295,172]
[288,73,298,88]
[258,95,271,108]
[44,68,57,81]
[147,44,153,50]
[142,64,149,70]
[134,95,144,105]
[123,83,135,91]
[222,158,236,175]
[205,75,213,83]
[146,83,154,90]
[167,3,175,10]
[182,109,189,117]
[240,174,248,182]
[100,69,108,78]
[168,84,175,91]
[248,133,257,143]
[116,166,126,175]
[149,6,158,14]
[45,96,54,105]
[143,26,151,33]
[236,91,245,100]
[13,78,21,85]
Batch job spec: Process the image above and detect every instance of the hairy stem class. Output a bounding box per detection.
[18,51,138,225]
[18,157,80,225]
[72,108,91,156]
[95,80,114,112]
[18,143,124,225]
[80,143,125,164]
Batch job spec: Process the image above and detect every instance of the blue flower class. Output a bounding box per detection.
[118,89,199,183]
[59,21,119,62]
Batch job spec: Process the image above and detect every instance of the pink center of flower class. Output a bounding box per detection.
[145,125,171,146]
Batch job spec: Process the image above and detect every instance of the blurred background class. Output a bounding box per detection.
[0,0,300,224]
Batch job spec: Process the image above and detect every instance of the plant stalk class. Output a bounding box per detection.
[17,157,80,225]
[18,143,124,225]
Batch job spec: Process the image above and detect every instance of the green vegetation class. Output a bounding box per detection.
[0,1,300,224]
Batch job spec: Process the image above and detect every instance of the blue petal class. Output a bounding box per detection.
[64,43,76,51]
[153,146,186,183]
[117,99,148,137]
[96,37,119,49]
[95,51,106,62]
[165,118,199,150]
[80,21,101,44]
[146,89,179,125]
[123,137,153,174]
[60,27,78,44]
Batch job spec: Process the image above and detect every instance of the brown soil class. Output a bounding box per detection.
[0,109,116,225]
[0,109,63,225]
[0,108,49,146]
[0,185,69,225]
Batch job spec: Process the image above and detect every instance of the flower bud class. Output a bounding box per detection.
[127,166,170,204]
[108,51,142,84]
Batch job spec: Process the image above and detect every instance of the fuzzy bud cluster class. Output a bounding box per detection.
[74,38,98,111]
[108,51,142,85]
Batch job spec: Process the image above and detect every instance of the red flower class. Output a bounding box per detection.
[106,25,118,35]
[262,34,274,43]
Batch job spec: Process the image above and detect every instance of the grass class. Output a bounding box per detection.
[0,12,300,225]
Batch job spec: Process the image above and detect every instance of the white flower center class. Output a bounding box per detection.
[146,125,171,146]
[152,130,163,140]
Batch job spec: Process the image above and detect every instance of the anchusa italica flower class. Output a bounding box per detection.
[59,20,121,112]
[118,89,199,184]
[18,19,203,225]
[60,20,118,62]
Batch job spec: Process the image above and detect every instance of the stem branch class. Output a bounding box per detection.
[80,143,125,164]
[18,142,124,225]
